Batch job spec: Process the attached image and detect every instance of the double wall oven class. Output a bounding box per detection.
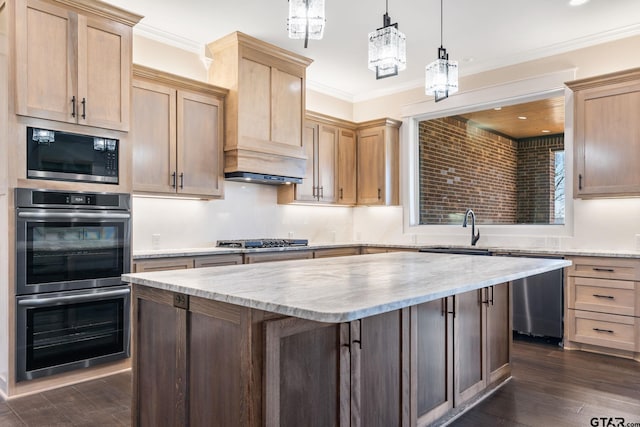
[15,188,131,382]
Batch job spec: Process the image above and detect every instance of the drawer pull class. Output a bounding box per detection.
[593,328,614,334]
[592,294,614,299]
[592,267,615,273]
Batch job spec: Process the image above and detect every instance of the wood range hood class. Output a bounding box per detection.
[206,32,313,184]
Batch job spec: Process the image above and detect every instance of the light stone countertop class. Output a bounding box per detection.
[122,251,571,323]
[132,243,640,260]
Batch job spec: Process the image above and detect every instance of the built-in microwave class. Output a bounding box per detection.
[27,127,119,184]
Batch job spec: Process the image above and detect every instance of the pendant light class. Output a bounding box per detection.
[287,0,326,48]
[425,0,458,101]
[368,0,407,79]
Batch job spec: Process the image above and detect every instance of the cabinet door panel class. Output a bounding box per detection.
[318,124,337,202]
[337,129,357,204]
[272,68,303,147]
[132,80,177,194]
[177,91,223,197]
[486,283,511,383]
[16,0,75,122]
[239,58,270,142]
[357,128,385,204]
[582,90,640,192]
[189,310,242,426]
[454,290,485,404]
[295,121,318,202]
[359,309,409,427]
[264,318,343,427]
[136,299,182,426]
[414,298,453,424]
[80,16,131,130]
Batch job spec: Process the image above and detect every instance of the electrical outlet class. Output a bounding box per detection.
[152,234,161,250]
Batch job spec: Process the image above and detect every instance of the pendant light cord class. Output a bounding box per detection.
[440,0,443,48]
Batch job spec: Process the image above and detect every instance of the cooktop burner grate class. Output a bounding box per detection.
[216,239,309,249]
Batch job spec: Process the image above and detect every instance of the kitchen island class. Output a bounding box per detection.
[122,252,570,427]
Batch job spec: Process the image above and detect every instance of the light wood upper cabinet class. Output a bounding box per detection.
[278,112,357,205]
[132,65,227,198]
[337,128,357,204]
[357,118,401,205]
[206,32,313,179]
[14,0,140,131]
[568,68,640,198]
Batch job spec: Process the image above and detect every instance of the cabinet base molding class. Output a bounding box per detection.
[563,340,640,362]
[4,359,130,400]
[427,377,512,427]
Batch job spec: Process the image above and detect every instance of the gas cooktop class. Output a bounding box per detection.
[216,239,309,249]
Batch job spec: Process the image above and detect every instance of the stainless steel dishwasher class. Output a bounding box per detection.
[497,253,564,339]
[420,248,564,340]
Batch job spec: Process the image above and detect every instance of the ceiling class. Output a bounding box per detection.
[457,96,565,139]
[103,0,640,102]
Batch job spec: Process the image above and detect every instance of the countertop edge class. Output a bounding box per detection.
[123,254,571,323]
[132,243,640,260]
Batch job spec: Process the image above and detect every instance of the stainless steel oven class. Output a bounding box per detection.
[16,286,130,381]
[14,188,131,381]
[15,188,131,295]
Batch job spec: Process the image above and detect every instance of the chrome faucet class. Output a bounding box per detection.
[462,209,480,246]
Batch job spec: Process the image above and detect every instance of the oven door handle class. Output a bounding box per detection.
[17,211,131,220]
[18,288,130,307]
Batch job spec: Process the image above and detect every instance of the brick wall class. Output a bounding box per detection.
[516,135,565,224]
[419,117,519,224]
[419,117,565,225]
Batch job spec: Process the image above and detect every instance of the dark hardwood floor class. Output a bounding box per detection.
[1,337,639,426]
[452,337,640,427]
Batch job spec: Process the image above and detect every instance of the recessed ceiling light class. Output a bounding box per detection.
[518,116,527,120]
[569,0,589,6]
[494,107,502,111]
[542,130,551,133]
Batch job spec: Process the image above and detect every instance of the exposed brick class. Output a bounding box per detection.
[419,117,564,225]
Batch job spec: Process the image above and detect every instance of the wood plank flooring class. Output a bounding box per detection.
[452,337,640,427]
[1,337,639,426]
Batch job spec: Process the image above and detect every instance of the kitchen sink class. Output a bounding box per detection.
[419,246,493,256]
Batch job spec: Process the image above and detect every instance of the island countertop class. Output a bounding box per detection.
[122,251,571,323]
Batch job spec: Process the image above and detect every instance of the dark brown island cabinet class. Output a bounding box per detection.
[131,282,511,427]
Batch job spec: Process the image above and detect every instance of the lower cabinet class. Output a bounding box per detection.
[264,309,410,427]
[412,284,511,425]
[244,250,313,264]
[132,254,243,272]
[132,283,511,427]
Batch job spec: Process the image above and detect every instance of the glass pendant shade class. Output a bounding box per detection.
[368,14,406,79]
[425,47,458,101]
[287,0,326,42]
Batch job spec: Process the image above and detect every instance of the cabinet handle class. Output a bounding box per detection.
[71,96,76,118]
[81,97,86,119]
[377,188,381,200]
[593,294,614,299]
[312,186,317,198]
[340,188,343,200]
[179,172,184,189]
[593,328,614,334]
[593,268,615,273]
[482,288,490,305]
[578,174,583,190]
[490,285,495,306]
[171,172,177,188]
[319,186,324,199]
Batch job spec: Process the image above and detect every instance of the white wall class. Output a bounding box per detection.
[133,182,353,250]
